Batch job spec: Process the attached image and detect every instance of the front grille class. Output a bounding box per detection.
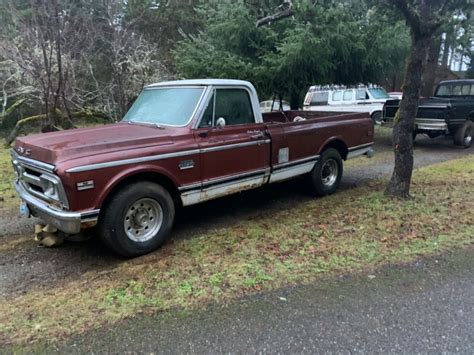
[11,151,69,209]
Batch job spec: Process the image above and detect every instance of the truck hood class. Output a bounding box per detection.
[14,122,174,165]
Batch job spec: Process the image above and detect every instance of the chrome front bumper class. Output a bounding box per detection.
[14,180,99,234]
[382,118,448,132]
[415,118,448,131]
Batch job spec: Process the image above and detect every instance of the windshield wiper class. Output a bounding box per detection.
[127,120,166,129]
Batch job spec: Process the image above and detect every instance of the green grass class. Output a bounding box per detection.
[0,153,473,346]
[0,142,17,210]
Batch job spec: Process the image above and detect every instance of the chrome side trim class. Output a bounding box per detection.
[347,146,373,159]
[66,149,201,173]
[269,160,316,183]
[179,168,267,192]
[181,174,266,206]
[200,140,268,153]
[14,180,99,234]
[67,140,271,173]
[273,154,319,170]
[348,142,374,152]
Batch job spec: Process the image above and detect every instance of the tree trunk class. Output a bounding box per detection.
[421,35,441,97]
[385,33,431,198]
[441,31,452,69]
[290,90,299,110]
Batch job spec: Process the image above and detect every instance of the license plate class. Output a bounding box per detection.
[19,201,30,216]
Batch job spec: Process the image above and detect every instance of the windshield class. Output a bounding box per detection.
[123,87,204,126]
[368,88,390,99]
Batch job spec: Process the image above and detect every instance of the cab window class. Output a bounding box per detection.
[199,88,255,127]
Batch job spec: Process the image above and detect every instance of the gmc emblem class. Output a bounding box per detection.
[17,146,31,156]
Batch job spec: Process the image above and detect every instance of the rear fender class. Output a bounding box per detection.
[318,137,349,160]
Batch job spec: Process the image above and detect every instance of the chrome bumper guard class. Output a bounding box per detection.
[382,118,448,132]
[14,180,99,234]
[415,118,448,131]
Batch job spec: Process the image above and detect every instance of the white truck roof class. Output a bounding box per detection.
[146,79,254,88]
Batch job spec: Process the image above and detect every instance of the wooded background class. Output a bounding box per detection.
[0,0,472,140]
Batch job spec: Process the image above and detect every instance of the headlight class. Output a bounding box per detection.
[40,175,60,200]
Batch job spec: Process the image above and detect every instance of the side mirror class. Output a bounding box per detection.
[216,117,226,129]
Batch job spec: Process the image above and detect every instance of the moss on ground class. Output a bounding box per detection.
[0,151,473,346]
[0,156,474,344]
[0,141,17,211]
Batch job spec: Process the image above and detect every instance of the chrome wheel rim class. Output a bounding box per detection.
[464,131,472,146]
[124,198,163,242]
[321,159,338,187]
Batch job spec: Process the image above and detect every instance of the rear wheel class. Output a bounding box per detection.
[453,121,473,148]
[99,182,175,258]
[307,148,343,196]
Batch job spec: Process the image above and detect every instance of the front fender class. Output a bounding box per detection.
[96,164,180,208]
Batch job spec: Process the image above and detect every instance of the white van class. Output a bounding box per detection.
[303,85,391,124]
[259,99,291,113]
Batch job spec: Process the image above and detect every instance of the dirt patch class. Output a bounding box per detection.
[0,233,119,298]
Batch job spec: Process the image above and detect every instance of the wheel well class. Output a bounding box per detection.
[321,140,348,160]
[100,172,181,214]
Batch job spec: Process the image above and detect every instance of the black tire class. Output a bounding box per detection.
[453,121,473,148]
[307,148,343,196]
[371,111,383,125]
[412,131,417,142]
[99,182,175,258]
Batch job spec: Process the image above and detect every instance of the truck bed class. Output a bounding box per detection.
[262,110,373,171]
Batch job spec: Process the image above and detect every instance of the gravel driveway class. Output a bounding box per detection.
[0,128,472,298]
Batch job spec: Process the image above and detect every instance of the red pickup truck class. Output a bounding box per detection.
[11,79,374,257]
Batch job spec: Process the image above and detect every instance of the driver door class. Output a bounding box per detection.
[193,87,268,200]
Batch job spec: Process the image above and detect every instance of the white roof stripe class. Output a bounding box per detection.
[146,79,253,88]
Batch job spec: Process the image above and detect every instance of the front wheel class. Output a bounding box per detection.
[453,121,473,148]
[99,182,175,258]
[371,111,383,125]
[307,148,343,196]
